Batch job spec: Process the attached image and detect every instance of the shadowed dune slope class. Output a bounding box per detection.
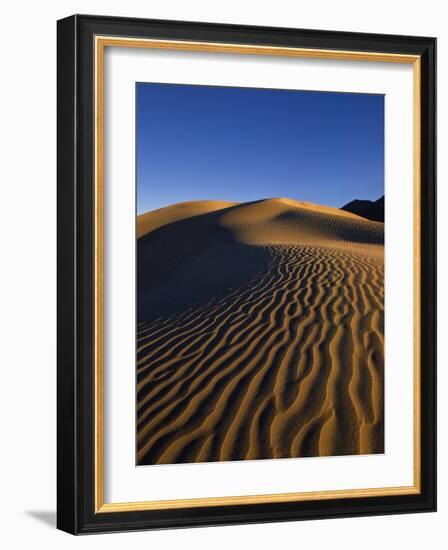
[219,198,383,248]
[137,200,237,238]
[136,198,384,464]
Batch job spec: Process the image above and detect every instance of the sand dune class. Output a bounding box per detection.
[136,198,384,465]
[137,199,237,238]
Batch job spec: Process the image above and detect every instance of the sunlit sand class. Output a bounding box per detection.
[136,198,384,465]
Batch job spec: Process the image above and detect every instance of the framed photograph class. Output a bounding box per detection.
[57,14,436,534]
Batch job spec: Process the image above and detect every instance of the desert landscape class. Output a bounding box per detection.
[136,197,384,465]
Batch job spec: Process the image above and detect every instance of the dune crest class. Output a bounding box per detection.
[218,198,383,249]
[136,198,384,465]
[137,200,236,238]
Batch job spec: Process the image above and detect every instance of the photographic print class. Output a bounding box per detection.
[57,17,436,533]
[136,83,385,466]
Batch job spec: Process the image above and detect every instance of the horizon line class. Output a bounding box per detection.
[137,194,384,217]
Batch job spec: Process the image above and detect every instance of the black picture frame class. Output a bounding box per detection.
[57,14,436,534]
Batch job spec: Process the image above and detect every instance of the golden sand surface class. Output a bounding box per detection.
[136,198,384,465]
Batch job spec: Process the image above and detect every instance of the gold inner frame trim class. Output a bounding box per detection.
[94,35,422,513]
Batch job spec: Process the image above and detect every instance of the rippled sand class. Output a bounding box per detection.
[136,198,384,465]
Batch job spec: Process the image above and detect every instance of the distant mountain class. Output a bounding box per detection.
[341,195,384,222]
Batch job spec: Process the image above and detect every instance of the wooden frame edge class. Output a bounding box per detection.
[93,36,424,514]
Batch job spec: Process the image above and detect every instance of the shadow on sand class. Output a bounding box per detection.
[137,204,272,321]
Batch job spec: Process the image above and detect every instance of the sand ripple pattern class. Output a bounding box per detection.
[137,243,384,465]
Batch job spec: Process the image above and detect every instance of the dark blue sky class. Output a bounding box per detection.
[136,83,384,214]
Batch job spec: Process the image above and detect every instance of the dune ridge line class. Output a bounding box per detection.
[136,198,384,465]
